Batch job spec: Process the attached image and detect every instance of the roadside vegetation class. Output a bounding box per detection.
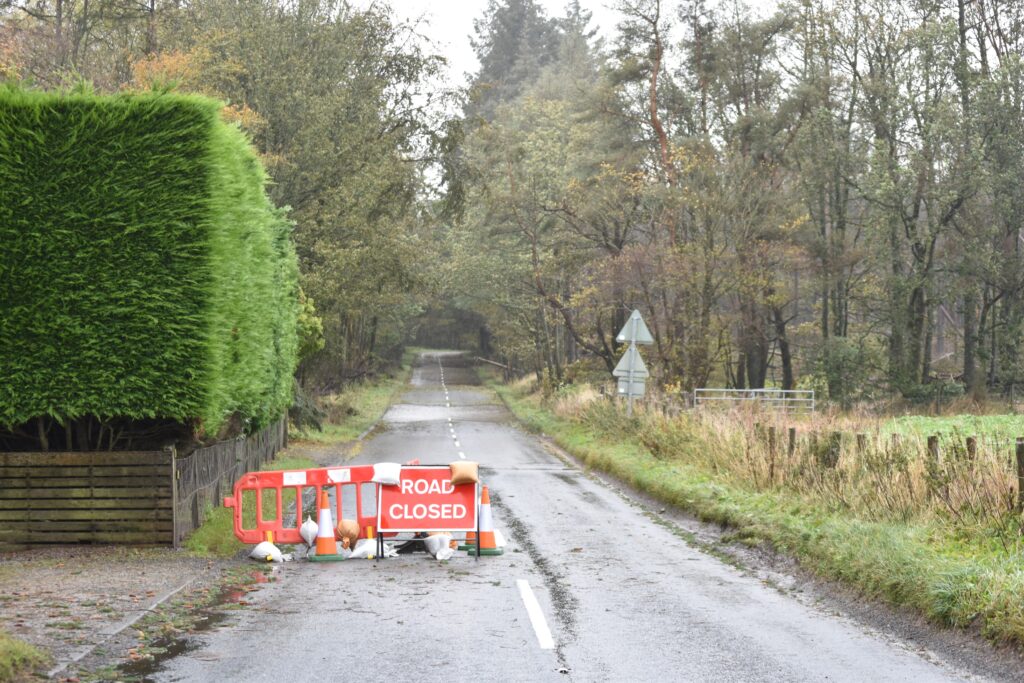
[495,374,1024,649]
[0,629,46,683]
[0,86,299,451]
[289,349,418,446]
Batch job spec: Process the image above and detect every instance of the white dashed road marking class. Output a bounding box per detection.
[516,580,555,650]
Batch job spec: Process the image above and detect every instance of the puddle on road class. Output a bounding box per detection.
[114,569,273,682]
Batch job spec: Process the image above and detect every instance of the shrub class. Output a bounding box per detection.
[0,86,299,437]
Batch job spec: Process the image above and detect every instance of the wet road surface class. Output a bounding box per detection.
[155,352,980,682]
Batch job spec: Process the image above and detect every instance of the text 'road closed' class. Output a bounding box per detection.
[378,466,478,532]
[389,503,467,519]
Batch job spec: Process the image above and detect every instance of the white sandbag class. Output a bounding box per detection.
[423,533,453,558]
[349,538,397,559]
[435,546,455,561]
[249,541,284,563]
[299,516,318,548]
[348,538,377,559]
[372,462,402,486]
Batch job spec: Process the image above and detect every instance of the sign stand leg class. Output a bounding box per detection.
[476,482,481,561]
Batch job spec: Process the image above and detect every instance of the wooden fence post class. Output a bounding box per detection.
[168,444,179,549]
[1016,438,1024,511]
[788,427,796,458]
[928,435,940,463]
[856,433,867,455]
[825,431,842,468]
[768,426,777,483]
[966,436,976,460]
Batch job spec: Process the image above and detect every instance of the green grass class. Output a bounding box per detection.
[493,379,1024,649]
[0,630,46,682]
[184,452,317,558]
[883,414,1024,442]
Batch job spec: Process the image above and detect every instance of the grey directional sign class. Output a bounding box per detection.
[613,344,649,378]
[616,309,654,345]
[613,340,649,416]
[617,378,646,396]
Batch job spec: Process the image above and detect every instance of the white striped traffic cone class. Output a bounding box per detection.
[309,490,345,562]
[469,486,503,556]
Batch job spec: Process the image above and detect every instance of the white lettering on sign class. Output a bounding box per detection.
[400,478,455,495]
[389,503,468,520]
[378,466,477,532]
[283,471,306,486]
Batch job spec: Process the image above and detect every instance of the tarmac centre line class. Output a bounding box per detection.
[516,580,555,650]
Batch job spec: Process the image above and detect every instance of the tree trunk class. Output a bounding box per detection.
[963,289,979,394]
[773,306,794,390]
[146,0,158,55]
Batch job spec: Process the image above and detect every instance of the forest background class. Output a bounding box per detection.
[3,0,1023,410]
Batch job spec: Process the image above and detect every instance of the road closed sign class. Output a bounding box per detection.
[377,466,478,533]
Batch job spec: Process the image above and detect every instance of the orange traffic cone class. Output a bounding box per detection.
[469,486,503,556]
[309,490,345,562]
[458,529,476,551]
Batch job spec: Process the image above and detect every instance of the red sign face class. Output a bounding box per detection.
[377,467,478,532]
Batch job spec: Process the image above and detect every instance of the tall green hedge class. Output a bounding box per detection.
[0,86,299,435]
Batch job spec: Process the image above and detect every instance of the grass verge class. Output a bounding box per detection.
[184,453,317,558]
[290,349,418,445]
[492,378,1024,650]
[0,630,47,683]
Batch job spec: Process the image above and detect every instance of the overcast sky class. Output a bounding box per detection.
[370,1,780,89]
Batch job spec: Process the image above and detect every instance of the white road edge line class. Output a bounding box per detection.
[516,579,555,650]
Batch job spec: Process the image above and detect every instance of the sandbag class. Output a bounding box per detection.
[249,541,283,563]
[349,538,397,559]
[349,538,376,559]
[300,516,319,548]
[335,518,360,548]
[372,462,402,486]
[423,533,453,558]
[450,461,479,485]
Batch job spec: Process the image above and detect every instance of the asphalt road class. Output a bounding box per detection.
[155,352,982,682]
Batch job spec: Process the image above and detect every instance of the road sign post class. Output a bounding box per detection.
[613,310,653,416]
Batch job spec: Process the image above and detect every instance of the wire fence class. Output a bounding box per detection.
[172,420,286,547]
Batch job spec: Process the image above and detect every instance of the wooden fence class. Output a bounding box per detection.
[0,420,285,550]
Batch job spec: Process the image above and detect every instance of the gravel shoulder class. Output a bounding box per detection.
[0,544,232,679]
